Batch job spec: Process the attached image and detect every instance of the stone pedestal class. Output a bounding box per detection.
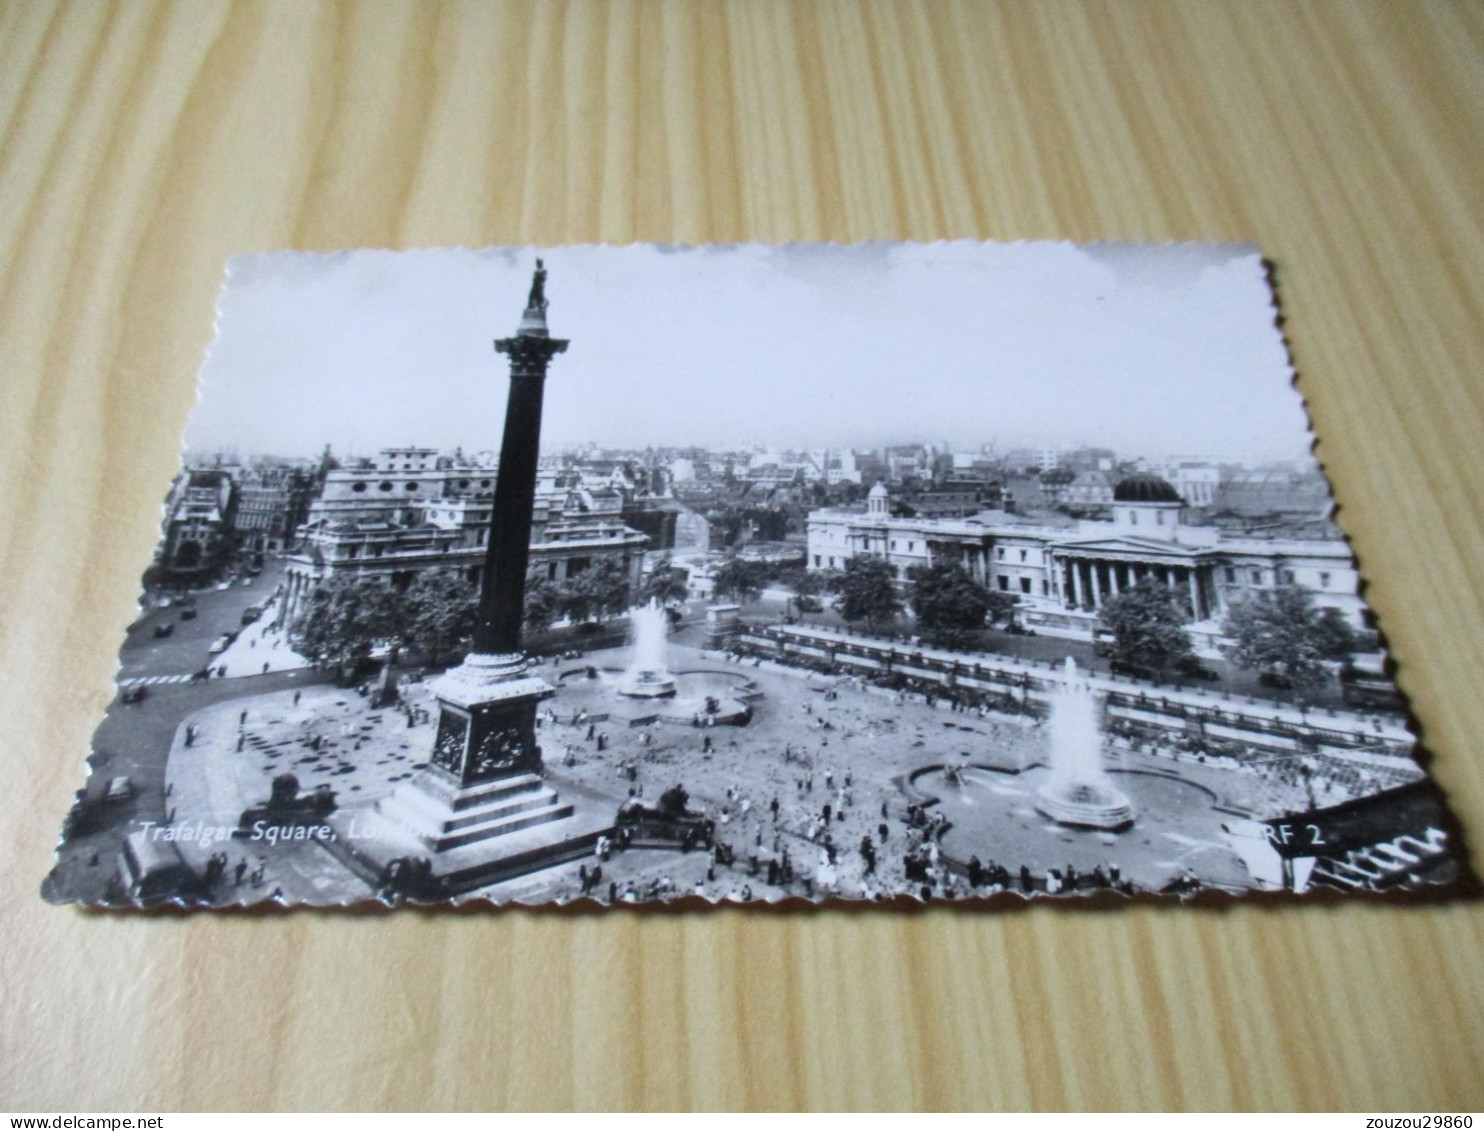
[702,603,742,650]
[376,653,568,847]
[324,653,610,895]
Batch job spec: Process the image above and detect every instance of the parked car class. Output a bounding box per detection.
[120,684,147,704]
[208,634,233,654]
[180,607,197,620]
[115,830,197,906]
[104,776,135,801]
[1340,662,1404,711]
[1175,656,1221,681]
[152,622,175,639]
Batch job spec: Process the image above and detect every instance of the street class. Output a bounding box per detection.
[42,555,326,904]
[724,590,1354,711]
[118,558,287,683]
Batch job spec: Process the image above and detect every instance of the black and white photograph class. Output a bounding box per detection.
[43,240,1464,909]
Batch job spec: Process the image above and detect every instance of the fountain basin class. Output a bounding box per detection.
[557,667,758,726]
[618,670,678,698]
[912,764,1250,891]
[1034,778,1135,830]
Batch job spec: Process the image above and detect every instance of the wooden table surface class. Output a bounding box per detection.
[3,0,1483,1112]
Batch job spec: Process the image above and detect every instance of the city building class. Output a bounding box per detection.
[277,446,648,627]
[232,465,317,554]
[158,468,237,576]
[1039,467,1076,506]
[1062,469,1114,510]
[807,473,1365,652]
[1216,468,1332,517]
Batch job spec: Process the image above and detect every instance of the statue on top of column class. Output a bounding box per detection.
[526,258,548,314]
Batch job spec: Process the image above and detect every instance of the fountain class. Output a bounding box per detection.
[618,600,678,698]
[1034,657,1136,830]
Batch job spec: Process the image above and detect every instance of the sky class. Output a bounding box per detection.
[185,241,1313,463]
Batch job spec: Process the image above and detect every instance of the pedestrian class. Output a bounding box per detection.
[234,860,248,886]
[293,690,301,706]
[236,734,245,752]
[262,662,270,674]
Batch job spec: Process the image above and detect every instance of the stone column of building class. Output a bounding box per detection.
[1088,560,1102,607]
[1107,562,1121,600]
[1070,558,1085,608]
[1188,569,1204,621]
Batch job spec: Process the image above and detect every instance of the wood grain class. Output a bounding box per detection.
[3,0,1483,1112]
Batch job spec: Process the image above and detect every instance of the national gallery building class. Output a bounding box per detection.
[806,475,1367,651]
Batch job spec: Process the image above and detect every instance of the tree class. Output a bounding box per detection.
[291,575,402,678]
[838,555,902,631]
[563,558,632,625]
[402,570,478,665]
[908,562,989,645]
[711,556,764,605]
[640,556,690,607]
[984,589,1019,628]
[1097,578,1194,676]
[789,569,825,619]
[814,568,846,596]
[523,572,564,635]
[1313,606,1359,662]
[1223,585,1351,699]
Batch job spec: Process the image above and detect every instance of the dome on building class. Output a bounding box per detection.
[1113,473,1182,504]
[868,481,889,499]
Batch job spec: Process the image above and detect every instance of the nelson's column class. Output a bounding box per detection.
[331,262,602,895]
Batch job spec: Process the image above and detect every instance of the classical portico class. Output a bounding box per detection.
[1048,542,1221,621]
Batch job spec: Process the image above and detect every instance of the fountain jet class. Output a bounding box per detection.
[1035,657,1135,830]
[618,600,678,698]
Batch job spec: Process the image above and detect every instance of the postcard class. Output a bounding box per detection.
[43,241,1465,908]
